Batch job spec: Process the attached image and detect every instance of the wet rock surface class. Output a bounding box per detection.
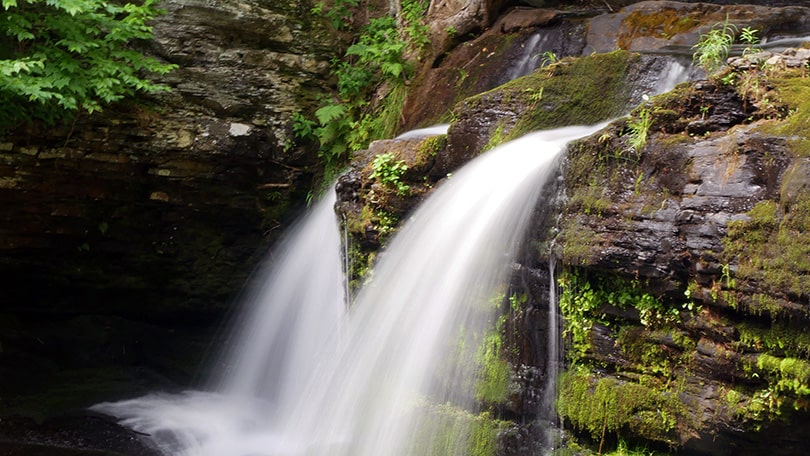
[541,54,810,453]
[0,414,161,456]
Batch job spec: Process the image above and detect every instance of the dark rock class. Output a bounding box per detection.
[0,414,161,456]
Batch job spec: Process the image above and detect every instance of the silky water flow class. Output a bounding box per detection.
[92,123,609,456]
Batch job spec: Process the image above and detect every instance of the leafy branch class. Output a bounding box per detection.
[0,0,177,129]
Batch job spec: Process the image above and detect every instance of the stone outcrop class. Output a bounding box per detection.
[425,0,512,63]
[546,52,810,453]
[0,0,337,323]
[339,2,810,453]
[587,0,810,55]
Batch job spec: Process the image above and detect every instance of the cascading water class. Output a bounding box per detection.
[540,258,563,452]
[91,190,346,455]
[92,123,608,456]
[505,32,552,81]
[394,123,450,139]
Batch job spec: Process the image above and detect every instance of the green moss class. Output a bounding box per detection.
[724,196,810,303]
[557,269,687,363]
[756,354,810,396]
[557,367,682,446]
[508,51,637,140]
[462,51,637,144]
[564,135,610,190]
[559,218,601,266]
[617,327,695,378]
[345,241,373,291]
[569,183,612,216]
[724,350,810,426]
[483,122,508,152]
[737,321,810,359]
[415,134,446,168]
[475,327,512,404]
[409,403,509,456]
[768,75,810,156]
[618,9,699,49]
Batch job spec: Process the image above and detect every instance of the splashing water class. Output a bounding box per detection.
[92,123,608,456]
[92,190,346,455]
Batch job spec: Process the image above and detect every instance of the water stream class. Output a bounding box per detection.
[93,123,607,456]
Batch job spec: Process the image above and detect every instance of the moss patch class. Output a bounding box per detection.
[409,403,509,456]
[618,9,699,49]
[766,73,810,157]
[557,367,682,446]
[509,51,637,140]
[460,51,638,144]
[724,196,810,305]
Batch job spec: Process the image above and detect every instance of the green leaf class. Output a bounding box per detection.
[315,103,346,125]
[0,0,175,129]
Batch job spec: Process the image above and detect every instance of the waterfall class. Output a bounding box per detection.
[505,32,551,81]
[540,258,563,452]
[92,123,608,456]
[91,190,346,455]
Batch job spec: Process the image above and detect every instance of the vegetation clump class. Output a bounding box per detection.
[462,50,637,144]
[692,16,737,74]
[293,0,429,182]
[409,402,509,456]
[557,367,683,448]
[0,0,177,129]
[724,196,810,305]
[370,152,410,196]
[557,269,686,363]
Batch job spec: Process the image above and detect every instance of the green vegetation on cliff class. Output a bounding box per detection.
[0,0,176,130]
[558,366,683,447]
[409,402,508,456]
[724,197,810,306]
[553,38,810,452]
[294,0,430,181]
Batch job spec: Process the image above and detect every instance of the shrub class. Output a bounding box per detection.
[0,0,176,129]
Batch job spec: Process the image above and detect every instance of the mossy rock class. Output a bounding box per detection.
[441,51,682,177]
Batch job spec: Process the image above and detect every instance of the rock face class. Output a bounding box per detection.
[339,1,810,454]
[546,54,810,453]
[0,0,338,450]
[425,0,512,63]
[0,0,337,320]
[401,6,590,132]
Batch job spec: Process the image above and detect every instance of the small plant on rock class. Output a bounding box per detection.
[370,152,410,196]
[692,16,737,74]
[626,96,653,153]
[540,51,559,68]
[740,26,762,56]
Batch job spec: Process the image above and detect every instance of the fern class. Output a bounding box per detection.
[0,0,177,129]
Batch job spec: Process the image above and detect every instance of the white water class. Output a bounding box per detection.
[394,123,449,139]
[653,58,690,95]
[506,32,551,81]
[93,123,607,456]
[92,190,346,455]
